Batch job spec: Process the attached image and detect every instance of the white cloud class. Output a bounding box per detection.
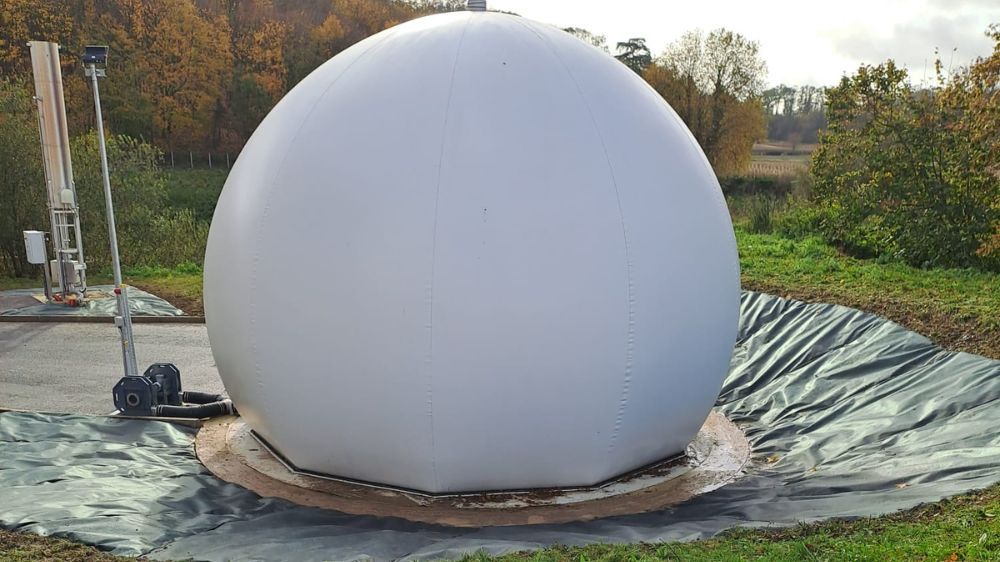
[831,14,995,82]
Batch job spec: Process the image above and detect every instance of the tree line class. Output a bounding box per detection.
[2,1,995,274]
[1,0,786,176]
[763,84,827,146]
[0,0,465,155]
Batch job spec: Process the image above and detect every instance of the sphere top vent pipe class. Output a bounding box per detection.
[467,0,486,11]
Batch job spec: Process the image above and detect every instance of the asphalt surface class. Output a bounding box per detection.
[0,322,225,414]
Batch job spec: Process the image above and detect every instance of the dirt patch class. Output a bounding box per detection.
[0,529,127,561]
[744,280,999,360]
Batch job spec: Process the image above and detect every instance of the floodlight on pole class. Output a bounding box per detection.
[84,45,138,378]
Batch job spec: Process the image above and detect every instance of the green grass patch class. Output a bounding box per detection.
[739,231,999,326]
[118,263,204,315]
[737,230,1000,358]
[0,277,41,291]
[463,484,1000,561]
[127,274,204,315]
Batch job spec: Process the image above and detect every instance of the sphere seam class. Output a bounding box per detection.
[514,18,637,456]
[247,28,399,450]
[425,13,473,492]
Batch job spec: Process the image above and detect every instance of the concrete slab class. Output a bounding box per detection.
[0,322,224,415]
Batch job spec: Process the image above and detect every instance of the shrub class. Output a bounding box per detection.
[0,113,213,276]
[810,36,1000,271]
[719,175,793,198]
[774,203,830,240]
[0,80,47,276]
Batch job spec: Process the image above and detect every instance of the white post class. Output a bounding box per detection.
[88,63,138,378]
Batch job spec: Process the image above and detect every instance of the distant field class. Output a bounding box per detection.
[748,156,807,178]
[747,140,813,178]
[752,140,817,156]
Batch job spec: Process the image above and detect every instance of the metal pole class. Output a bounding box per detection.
[41,250,52,302]
[88,63,138,378]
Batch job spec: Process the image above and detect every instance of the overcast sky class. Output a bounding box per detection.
[486,0,999,87]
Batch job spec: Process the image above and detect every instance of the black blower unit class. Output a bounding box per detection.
[113,363,234,418]
[113,363,182,415]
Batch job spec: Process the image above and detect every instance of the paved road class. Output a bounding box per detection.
[0,322,225,415]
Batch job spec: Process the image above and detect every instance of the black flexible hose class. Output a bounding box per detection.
[181,390,226,404]
[154,399,236,419]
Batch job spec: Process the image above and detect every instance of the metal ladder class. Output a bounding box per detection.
[50,206,87,295]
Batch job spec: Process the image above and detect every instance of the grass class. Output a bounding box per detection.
[0,278,40,291]
[128,274,204,315]
[118,263,206,316]
[738,231,999,359]
[462,484,1000,561]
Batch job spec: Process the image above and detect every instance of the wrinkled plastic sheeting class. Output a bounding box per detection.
[0,291,998,561]
[0,285,185,316]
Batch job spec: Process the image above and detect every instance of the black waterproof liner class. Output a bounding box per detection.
[1,291,998,561]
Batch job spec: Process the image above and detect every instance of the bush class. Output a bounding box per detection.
[774,203,830,240]
[0,80,47,276]
[810,42,1000,271]
[0,96,212,276]
[719,175,793,198]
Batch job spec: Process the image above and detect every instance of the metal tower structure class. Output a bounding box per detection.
[28,41,87,301]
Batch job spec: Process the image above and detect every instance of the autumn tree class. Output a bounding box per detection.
[404,0,466,13]
[142,1,232,151]
[645,28,766,175]
[954,26,1000,265]
[2,0,512,154]
[0,0,72,75]
[564,27,609,52]
[810,29,1000,270]
[45,0,233,151]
